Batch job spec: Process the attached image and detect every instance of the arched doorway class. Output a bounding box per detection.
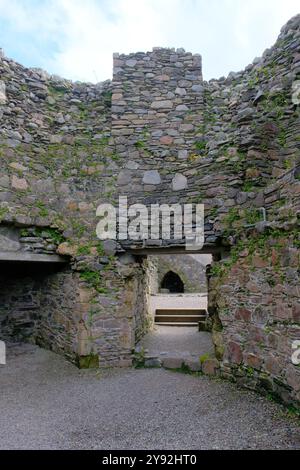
[161,271,184,293]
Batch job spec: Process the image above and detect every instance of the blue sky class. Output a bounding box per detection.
[0,0,299,82]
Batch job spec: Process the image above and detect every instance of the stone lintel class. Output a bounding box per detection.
[125,244,225,255]
[0,251,67,263]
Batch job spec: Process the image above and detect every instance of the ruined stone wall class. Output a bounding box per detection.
[0,13,299,404]
[132,257,153,343]
[0,50,138,367]
[204,15,300,406]
[112,47,206,251]
[111,15,299,250]
[0,265,44,342]
[207,168,300,406]
[36,268,81,361]
[155,254,207,293]
[209,232,299,406]
[112,15,299,405]
[0,264,80,360]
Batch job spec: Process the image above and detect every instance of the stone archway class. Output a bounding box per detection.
[161,271,184,293]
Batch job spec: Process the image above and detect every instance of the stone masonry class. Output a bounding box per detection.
[154,254,208,293]
[0,15,299,406]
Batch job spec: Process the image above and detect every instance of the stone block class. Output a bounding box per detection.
[175,87,186,96]
[184,359,202,372]
[179,123,194,132]
[103,240,117,256]
[144,357,162,368]
[244,353,262,370]
[191,84,204,93]
[172,173,187,191]
[176,105,189,111]
[227,342,243,364]
[178,150,188,160]
[292,303,300,322]
[265,355,282,376]
[117,170,132,186]
[251,254,269,268]
[119,358,133,368]
[125,59,137,67]
[162,357,184,369]
[150,100,173,109]
[143,170,161,185]
[160,135,173,145]
[235,307,251,322]
[202,358,219,376]
[11,176,28,191]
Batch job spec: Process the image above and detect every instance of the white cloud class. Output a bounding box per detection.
[47,0,168,82]
[0,0,299,82]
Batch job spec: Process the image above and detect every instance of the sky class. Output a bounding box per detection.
[0,0,299,83]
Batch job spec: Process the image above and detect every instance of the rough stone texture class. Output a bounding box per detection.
[0,80,6,104]
[172,173,188,191]
[154,254,208,293]
[208,233,300,406]
[142,170,161,185]
[0,263,79,360]
[162,357,184,369]
[111,16,300,406]
[0,15,299,407]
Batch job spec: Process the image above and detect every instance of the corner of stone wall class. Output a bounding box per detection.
[207,228,300,409]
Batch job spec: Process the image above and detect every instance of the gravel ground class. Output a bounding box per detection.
[0,343,299,450]
[137,326,214,359]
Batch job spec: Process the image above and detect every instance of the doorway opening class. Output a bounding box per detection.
[0,258,76,359]
[134,252,216,365]
[161,271,184,293]
[146,253,212,327]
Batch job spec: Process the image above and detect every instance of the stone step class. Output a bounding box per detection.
[155,314,207,318]
[155,314,206,323]
[155,322,200,327]
[156,309,207,316]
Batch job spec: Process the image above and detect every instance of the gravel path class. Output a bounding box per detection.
[0,343,299,450]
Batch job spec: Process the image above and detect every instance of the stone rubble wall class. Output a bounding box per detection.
[0,49,136,367]
[0,12,299,405]
[154,254,208,293]
[112,47,206,249]
[208,231,300,406]
[0,265,80,360]
[112,15,299,250]
[110,14,300,404]
[0,224,64,255]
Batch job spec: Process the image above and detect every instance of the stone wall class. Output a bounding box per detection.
[0,263,80,361]
[111,15,299,251]
[133,257,154,342]
[0,224,65,257]
[108,15,300,405]
[208,230,300,406]
[155,254,207,293]
[0,263,44,342]
[111,47,206,250]
[0,12,299,405]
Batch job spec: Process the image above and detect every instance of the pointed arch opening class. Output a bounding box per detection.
[160,271,184,294]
